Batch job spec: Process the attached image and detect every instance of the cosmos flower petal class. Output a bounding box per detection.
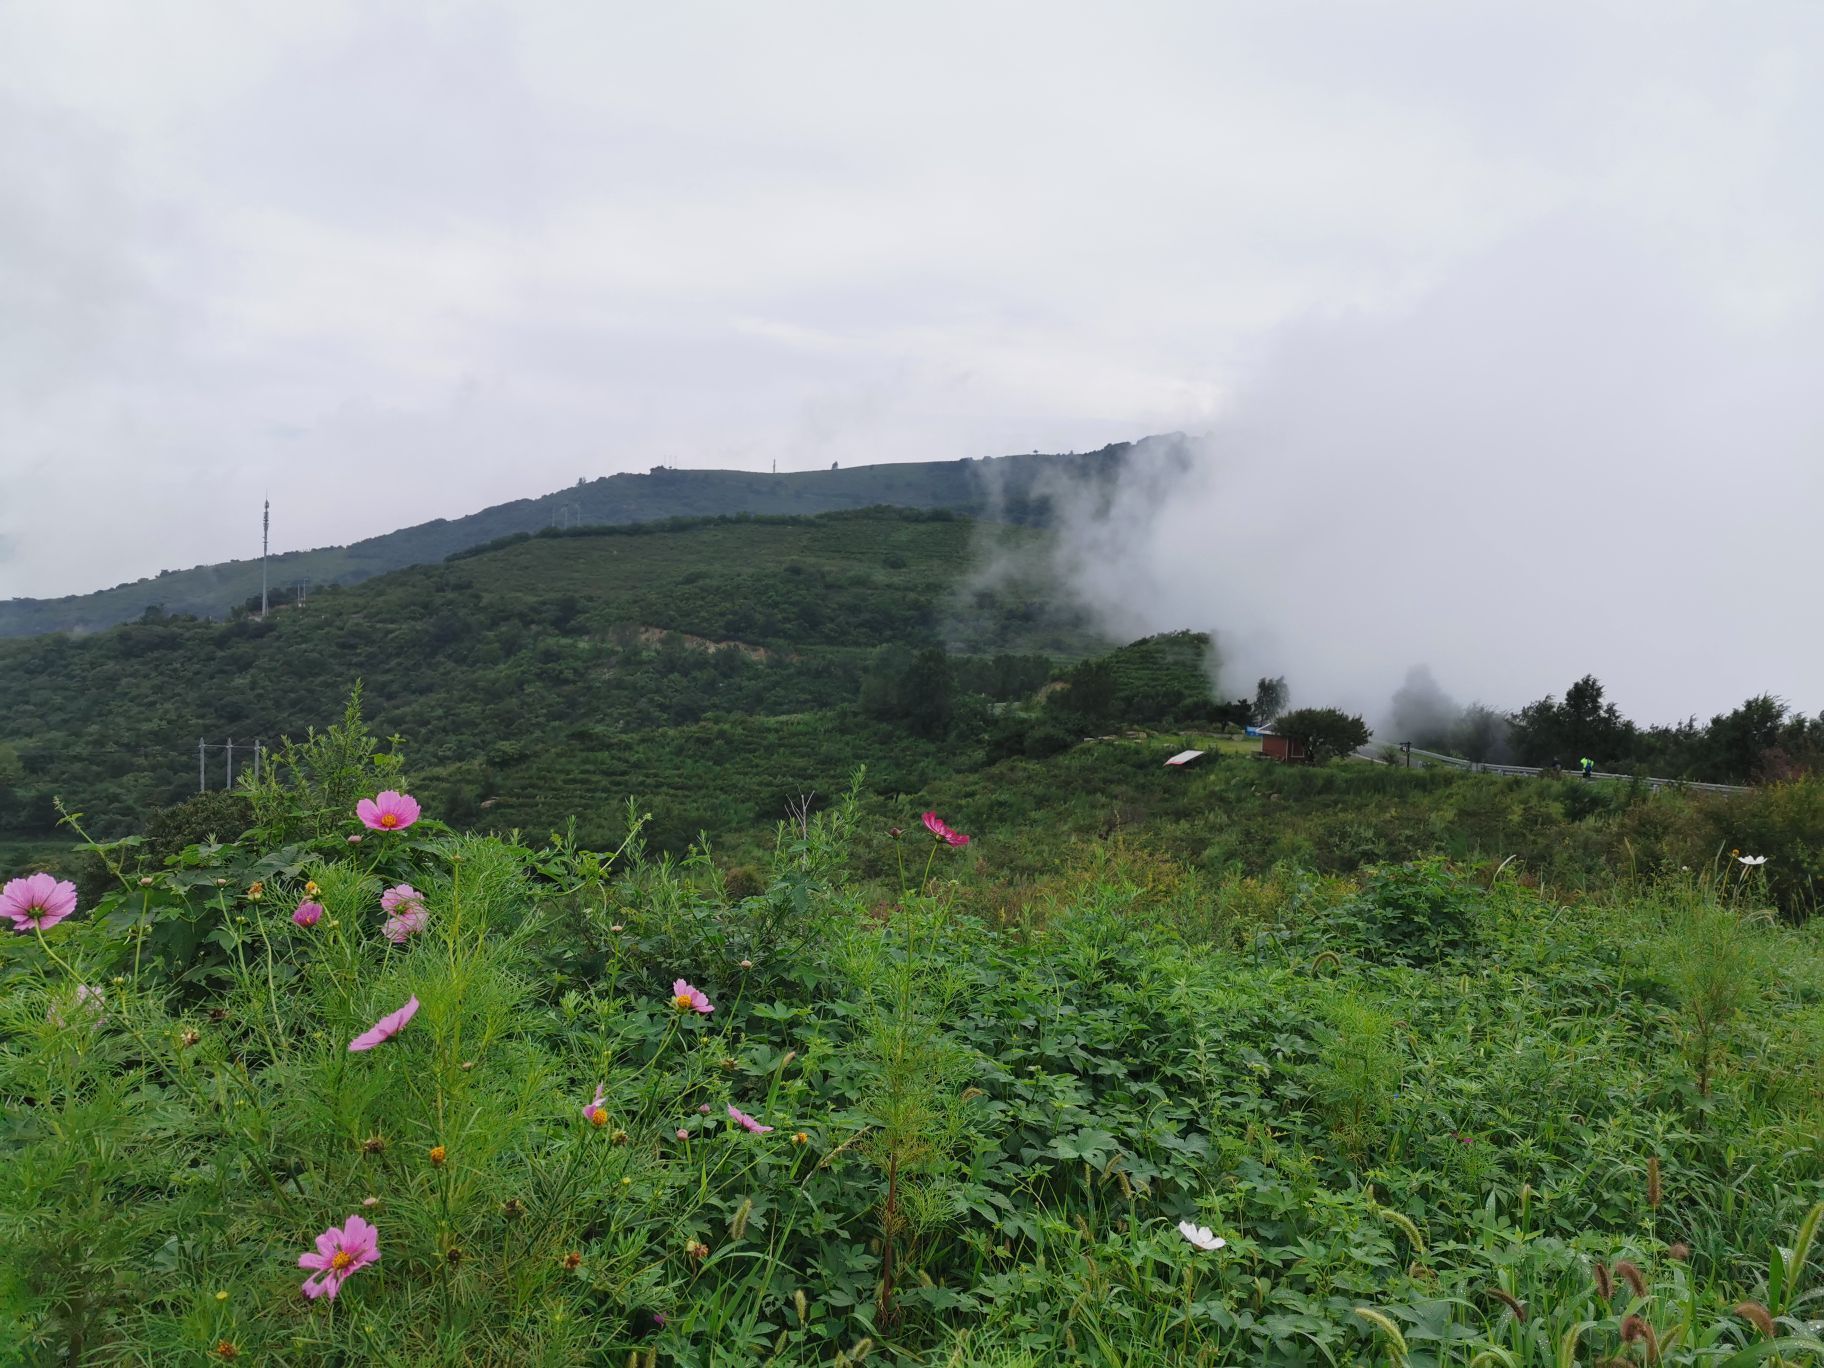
[348,996,420,1051]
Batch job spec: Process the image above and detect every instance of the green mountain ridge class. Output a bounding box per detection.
[0,507,1108,843]
[0,439,1174,637]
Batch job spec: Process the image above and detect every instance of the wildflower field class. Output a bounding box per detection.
[5,710,1824,1367]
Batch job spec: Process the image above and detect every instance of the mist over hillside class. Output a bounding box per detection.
[0,442,1151,638]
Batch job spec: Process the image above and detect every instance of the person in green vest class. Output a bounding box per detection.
[1580,756,1595,780]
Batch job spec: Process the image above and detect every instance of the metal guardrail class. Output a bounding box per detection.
[1356,745,1751,795]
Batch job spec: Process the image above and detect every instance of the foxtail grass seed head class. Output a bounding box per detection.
[1594,1260,1614,1300]
[1620,1315,1658,1358]
[1668,1241,1691,1261]
[1485,1288,1527,1322]
[1614,1258,1648,1298]
[730,1197,753,1240]
[1733,1302,1776,1338]
[794,1289,808,1325]
[1647,1156,1662,1208]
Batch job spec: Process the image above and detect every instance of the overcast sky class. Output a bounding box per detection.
[3,3,1820,719]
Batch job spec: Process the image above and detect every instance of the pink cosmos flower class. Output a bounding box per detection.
[921,812,970,847]
[380,884,425,914]
[583,1084,608,1127]
[293,900,324,928]
[348,996,419,1052]
[382,908,429,945]
[2,873,79,932]
[298,1214,380,1300]
[670,979,713,1014]
[727,1105,774,1135]
[356,791,421,832]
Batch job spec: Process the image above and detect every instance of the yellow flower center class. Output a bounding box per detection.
[380,813,399,828]
[589,1108,607,1126]
[673,994,694,1011]
[330,1250,353,1271]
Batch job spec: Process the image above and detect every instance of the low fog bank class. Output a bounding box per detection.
[998,221,1824,730]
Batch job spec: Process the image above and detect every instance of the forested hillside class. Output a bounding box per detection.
[0,441,1161,637]
[0,509,1105,845]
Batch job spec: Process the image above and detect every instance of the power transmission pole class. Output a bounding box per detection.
[199,737,207,793]
[261,500,270,619]
[253,739,262,785]
[225,737,233,789]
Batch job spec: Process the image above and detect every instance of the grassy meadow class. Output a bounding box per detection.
[5,704,1824,1366]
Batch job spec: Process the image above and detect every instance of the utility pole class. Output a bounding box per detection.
[261,500,270,619]
[252,739,262,785]
[225,737,233,789]
[199,737,207,793]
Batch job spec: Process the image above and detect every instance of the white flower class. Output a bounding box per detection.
[1737,854,1768,867]
[1177,1221,1226,1252]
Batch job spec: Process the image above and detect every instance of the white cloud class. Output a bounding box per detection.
[0,1,1820,722]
